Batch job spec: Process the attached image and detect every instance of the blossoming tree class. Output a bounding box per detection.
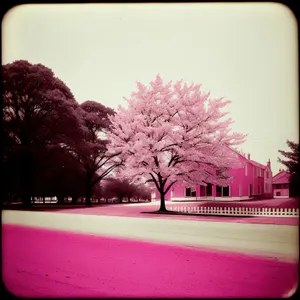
[107,75,247,211]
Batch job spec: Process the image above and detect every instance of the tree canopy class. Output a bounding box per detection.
[107,75,246,211]
[2,60,83,207]
[67,101,123,206]
[278,140,300,196]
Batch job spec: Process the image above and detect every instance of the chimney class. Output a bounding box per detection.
[267,159,271,168]
[247,153,250,160]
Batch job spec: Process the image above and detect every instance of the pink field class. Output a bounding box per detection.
[2,224,298,298]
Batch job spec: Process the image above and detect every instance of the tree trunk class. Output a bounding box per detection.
[71,196,78,204]
[21,151,33,209]
[85,184,92,207]
[159,192,167,212]
[43,196,45,204]
[57,195,64,204]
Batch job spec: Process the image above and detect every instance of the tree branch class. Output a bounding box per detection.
[149,172,160,191]
[164,180,177,195]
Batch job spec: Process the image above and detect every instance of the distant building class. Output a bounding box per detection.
[152,149,273,202]
[272,170,291,198]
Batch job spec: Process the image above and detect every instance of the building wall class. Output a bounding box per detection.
[273,188,289,198]
[151,153,271,201]
[272,181,290,199]
[228,161,250,197]
[264,165,273,198]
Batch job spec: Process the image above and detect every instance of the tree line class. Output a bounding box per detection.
[2,60,150,208]
[3,60,297,212]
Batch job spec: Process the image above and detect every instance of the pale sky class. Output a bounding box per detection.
[2,3,298,174]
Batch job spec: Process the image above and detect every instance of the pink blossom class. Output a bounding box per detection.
[107,75,247,211]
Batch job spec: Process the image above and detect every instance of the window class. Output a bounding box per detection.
[185,188,191,197]
[266,171,269,179]
[276,191,281,196]
[258,185,260,195]
[223,186,229,196]
[245,164,248,176]
[216,185,222,197]
[216,185,230,197]
[185,187,196,197]
[206,183,212,196]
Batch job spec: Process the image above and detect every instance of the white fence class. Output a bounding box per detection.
[168,206,299,218]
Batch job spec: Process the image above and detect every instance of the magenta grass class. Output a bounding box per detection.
[2,224,298,298]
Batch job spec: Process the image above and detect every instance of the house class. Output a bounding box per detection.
[151,150,273,202]
[272,170,291,198]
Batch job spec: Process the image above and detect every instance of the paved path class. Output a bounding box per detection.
[2,224,298,298]
[2,210,299,261]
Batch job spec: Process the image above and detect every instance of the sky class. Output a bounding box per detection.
[2,3,298,174]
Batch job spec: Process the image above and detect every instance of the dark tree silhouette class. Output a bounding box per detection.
[32,146,85,204]
[103,178,136,203]
[62,101,123,206]
[278,140,300,196]
[133,184,152,202]
[101,178,151,203]
[92,183,103,203]
[2,60,83,208]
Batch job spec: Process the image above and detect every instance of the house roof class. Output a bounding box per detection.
[227,147,247,162]
[249,160,266,169]
[228,147,268,170]
[272,171,290,184]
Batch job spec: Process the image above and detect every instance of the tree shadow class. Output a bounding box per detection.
[141,210,254,218]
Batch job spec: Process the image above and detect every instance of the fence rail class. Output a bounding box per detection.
[168,206,299,218]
